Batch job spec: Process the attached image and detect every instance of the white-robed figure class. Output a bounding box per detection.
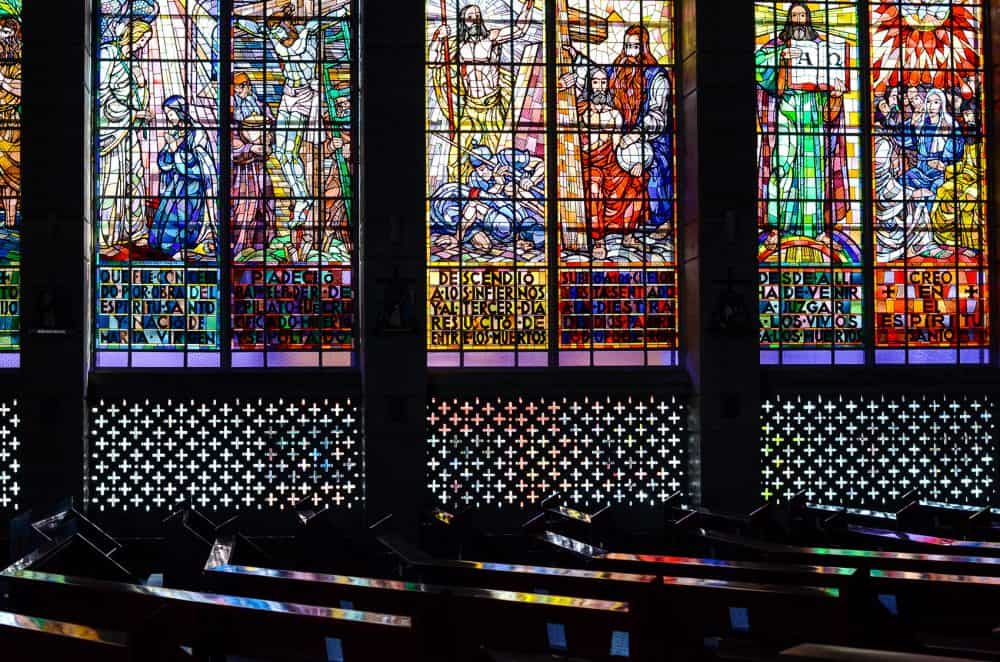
[235,0,348,261]
[97,19,154,258]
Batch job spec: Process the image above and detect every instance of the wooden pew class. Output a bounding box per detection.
[0,610,131,662]
[205,537,865,660]
[698,529,1000,576]
[202,553,638,661]
[781,643,981,661]
[538,530,860,589]
[2,568,415,661]
[842,525,1000,557]
[413,558,658,603]
[867,569,1000,659]
[659,575,855,658]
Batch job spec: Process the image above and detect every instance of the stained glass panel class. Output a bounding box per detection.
[426,0,678,368]
[756,2,865,365]
[0,3,17,363]
[426,0,548,368]
[231,0,354,368]
[95,0,222,367]
[870,1,989,364]
[557,0,678,367]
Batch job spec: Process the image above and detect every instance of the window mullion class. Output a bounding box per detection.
[219,1,234,368]
[545,0,559,367]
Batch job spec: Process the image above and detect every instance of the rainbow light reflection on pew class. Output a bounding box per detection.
[445,560,656,583]
[849,525,1000,551]
[11,570,413,628]
[209,564,630,612]
[706,531,1000,565]
[870,569,1000,585]
[601,552,856,576]
[0,610,128,646]
[662,576,840,598]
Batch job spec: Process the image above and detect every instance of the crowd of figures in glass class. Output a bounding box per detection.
[95,0,353,367]
[756,1,988,364]
[0,0,19,357]
[869,0,988,360]
[425,0,676,366]
[755,2,864,363]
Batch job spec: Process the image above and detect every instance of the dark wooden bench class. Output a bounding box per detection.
[3,568,415,661]
[867,569,1000,658]
[781,643,981,661]
[0,609,131,662]
[844,525,1000,556]
[659,575,854,657]
[414,558,658,602]
[700,529,1000,576]
[538,529,859,588]
[203,542,638,661]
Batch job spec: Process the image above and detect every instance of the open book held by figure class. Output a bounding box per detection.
[787,38,849,91]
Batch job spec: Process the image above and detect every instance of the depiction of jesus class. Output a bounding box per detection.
[428,0,536,182]
[235,0,349,262]
[756,2,850,263]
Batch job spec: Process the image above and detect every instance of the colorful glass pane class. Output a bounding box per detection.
[426,0,548,368]
[426,0,678,368]
[231,0,354,368]
[870,0,989,365]
[0,3,20,364]
[756,2,865,366]
[557,0,678,367]
[94,0,222,367]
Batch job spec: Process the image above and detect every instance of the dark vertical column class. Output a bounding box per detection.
[19,0,88,512]
[361,0,427,534]
[680,0,760,512]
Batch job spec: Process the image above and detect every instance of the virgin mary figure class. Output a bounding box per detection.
[149,95,217,259]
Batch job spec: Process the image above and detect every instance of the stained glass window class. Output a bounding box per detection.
[93,0,355,369]
[231,0,354,368]
[756,2,864,365]
[426,0,678,368]
[95,0,222,368]
[871,1,988,364]
[0,2,19,366]
[757,1,989,366]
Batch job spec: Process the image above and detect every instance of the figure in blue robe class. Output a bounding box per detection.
[901,88,963,210]
[149,95,217,258]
